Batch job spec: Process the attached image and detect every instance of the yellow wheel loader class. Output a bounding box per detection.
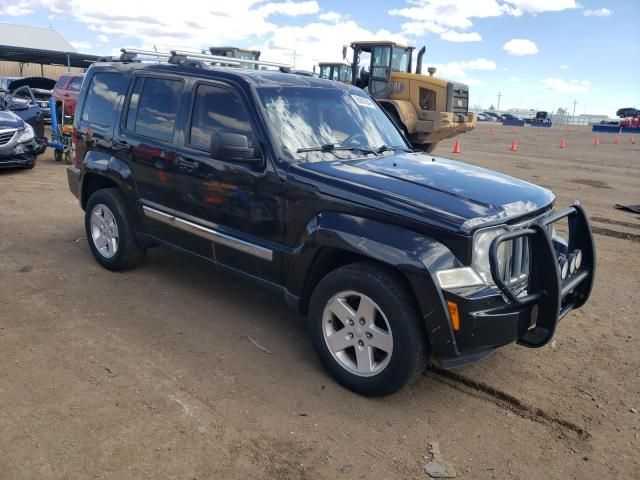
[346,41,476,152]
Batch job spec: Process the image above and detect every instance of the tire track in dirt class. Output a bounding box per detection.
[590,216,640,231]
[591,226,640,243]
[425,366,590,439]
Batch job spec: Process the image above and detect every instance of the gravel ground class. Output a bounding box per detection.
[0,123,638,479]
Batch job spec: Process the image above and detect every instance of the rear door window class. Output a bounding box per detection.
[81,72,125,126]
[125,77,182,142]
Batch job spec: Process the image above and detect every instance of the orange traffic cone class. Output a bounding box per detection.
[631,136,636,144]
[615,134,621,145]
[593,137,599,146]
[560,138,566,149]
[452,139,460,153]
[510,139,517,152]
[512,127,517,134]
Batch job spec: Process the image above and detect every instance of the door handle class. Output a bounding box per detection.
[177,158,199,170]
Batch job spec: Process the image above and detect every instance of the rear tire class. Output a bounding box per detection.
[308,262,426,396]
[54,149,62,162]
[85,188,145,271]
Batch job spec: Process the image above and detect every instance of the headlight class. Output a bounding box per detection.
[471,226,510,285]
[39,101,49,108]
[436,226,509,290]
[17,123,34,143]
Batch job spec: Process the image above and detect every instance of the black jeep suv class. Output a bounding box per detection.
[67,58,595,396]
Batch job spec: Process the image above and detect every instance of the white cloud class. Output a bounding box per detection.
[583,8,612,17]
[96,34,109,43]
[559,64,568,69]
[510,76,520,81]
[257,1,319,17]
[541,77,589,93]
[502,38,538,56]
[390,0,578,39]
[70,40,93,51]
[0,0,34,15]
[429,58,496,81]
[318,11,342,22]
[440,31,482,42]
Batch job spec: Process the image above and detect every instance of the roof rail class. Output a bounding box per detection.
[119,48,291,69]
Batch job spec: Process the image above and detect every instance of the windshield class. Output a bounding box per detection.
[257,86,408,162]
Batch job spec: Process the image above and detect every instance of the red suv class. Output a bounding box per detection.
[52,73,84,122]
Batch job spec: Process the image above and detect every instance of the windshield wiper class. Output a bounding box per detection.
[297,143,379,156]
[375,144,414,154]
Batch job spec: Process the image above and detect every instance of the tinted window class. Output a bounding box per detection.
[126,77,181,142]
[81,72,124,126]
[69,76,83,92]
[188,84,254,152]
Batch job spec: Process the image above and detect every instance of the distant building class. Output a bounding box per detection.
[0,23,94,79]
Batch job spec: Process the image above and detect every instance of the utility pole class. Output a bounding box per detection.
[572,99,578,121]
[496,92,502,111]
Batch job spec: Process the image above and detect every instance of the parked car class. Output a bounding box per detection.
[501,113,522,121]
[53,73,84,122]
[0,104,42,169]
[67,59,595,396]
[477,113,492,121]
[0,77,55,125]
[615,107,639,118]
[481,112,500,121]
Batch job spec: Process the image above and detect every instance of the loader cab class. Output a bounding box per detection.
[318,62,352,83]
[349,41,414,98]
[209,47,261,69]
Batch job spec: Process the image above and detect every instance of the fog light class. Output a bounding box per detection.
[568,254,577,275]
[574,249,582,270]
[558,256,569,280]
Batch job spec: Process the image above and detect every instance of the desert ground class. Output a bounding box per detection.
[0,123,638,479]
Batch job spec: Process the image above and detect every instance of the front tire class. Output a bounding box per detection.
[309,262,426,396]
[85,188,145,271]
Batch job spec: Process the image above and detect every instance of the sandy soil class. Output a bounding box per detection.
[0,123,638,479]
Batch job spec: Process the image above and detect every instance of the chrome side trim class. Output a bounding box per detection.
[142,205,273,261]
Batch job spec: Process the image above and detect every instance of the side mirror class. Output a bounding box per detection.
[210,132,263,166]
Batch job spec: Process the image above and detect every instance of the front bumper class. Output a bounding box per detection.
[438,203,595,368]
[0,137,40,168]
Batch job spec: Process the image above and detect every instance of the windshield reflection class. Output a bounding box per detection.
[257,87,407,162]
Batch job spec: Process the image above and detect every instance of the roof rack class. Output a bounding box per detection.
[119,48,292,70]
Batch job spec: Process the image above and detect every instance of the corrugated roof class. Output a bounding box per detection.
[0,23,76,52]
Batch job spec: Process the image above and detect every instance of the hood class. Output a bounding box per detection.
[294,152,555,233]
[0,109,26,129]
[7,77,56,92]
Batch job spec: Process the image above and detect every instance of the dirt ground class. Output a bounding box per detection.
[1,123,638,479]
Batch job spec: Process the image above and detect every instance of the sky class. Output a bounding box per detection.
[1,0,639,117]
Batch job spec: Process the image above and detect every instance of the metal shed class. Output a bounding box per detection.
[0,23,98,76]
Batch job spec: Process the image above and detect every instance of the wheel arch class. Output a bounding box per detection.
[286,212,461,359]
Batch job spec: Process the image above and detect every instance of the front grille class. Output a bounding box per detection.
[0,129,17,145]
[499,236,530,286]
[452,86,469,118]
[498,221,554,287]
[447,82,470,122]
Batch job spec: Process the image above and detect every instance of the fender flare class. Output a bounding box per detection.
[80,151,139,214]
[286,212,462,358]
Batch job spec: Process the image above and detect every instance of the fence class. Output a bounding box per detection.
[0,61,85,80]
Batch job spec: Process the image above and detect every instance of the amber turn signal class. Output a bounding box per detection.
[446,300,460,331]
